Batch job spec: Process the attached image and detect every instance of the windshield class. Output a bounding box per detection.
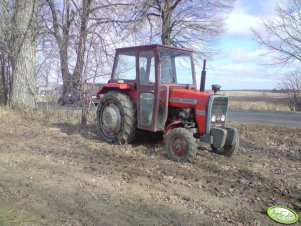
[159,48,193,84]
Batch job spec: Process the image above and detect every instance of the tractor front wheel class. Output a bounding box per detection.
[165,128,197,162]
[97,91,136,144]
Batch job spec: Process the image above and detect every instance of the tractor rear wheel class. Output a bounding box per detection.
[97,91,136,144]
[165,128,197,162]
[211,135,239,157]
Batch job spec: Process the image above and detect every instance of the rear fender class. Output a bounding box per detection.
[96,83,132,98]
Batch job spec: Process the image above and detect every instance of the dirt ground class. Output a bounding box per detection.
[0,107,300,226]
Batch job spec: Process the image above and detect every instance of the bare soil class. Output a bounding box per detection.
[0,107,300,226]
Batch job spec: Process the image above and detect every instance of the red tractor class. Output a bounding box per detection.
[96,45,239,162]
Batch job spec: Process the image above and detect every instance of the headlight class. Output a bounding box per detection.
[221,115,225,122]
[211,115,216,122]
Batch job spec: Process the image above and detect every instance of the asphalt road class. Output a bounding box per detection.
[228,110,301,127]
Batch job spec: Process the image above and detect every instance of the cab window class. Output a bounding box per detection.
[113,51,136,80]
[139,51,155,86]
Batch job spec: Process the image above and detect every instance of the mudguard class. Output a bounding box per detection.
[210,127,227,148]
[223,127,238,147]
[96,83,132,98]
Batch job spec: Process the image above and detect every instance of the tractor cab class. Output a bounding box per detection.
[99,45,197,131]
[96,45,239,162]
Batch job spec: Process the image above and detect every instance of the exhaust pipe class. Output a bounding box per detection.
[200,60,206,92]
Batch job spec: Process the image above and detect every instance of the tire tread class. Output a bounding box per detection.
[97,91,136,144]
[165,128,197,162]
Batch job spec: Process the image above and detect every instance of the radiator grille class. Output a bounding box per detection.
[206,96,229,132]
[211,97,228,116]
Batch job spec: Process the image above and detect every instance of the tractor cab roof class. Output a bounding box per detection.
[116,44,194,53]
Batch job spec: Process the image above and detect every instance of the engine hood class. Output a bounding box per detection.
[169,88,211,108]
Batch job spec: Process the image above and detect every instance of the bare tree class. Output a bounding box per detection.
[253,0,301,65]
[0,0,37,107]
[253,1,301,111]
[140,0,234,53]
[0,1,14,105]
[0,53,11,105]
[10,0,37,107]
[279,71,301,111]
[40,0,143,125]
[42,0,74,95]
[41,0,140,94]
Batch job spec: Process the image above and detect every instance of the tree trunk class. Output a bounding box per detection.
[46,0,73,96]
[59,47,73,95]
[161,0,173,45]
[73,0,92,87]
[0,55,9,105]
[0,55,5,104]
[10,0,36,108]
[74,0,92,127]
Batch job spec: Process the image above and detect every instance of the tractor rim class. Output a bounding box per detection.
[170,136,188,158]
[100,101,121,138]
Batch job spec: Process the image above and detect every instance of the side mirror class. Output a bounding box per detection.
[211,84,221,94]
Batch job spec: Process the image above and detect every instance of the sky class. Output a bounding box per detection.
[204,0,282,90]
[45,0,289,90]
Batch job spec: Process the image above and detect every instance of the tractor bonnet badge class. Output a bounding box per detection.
[267,206,299,224]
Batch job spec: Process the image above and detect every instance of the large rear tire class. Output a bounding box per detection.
[165,128,197,162]
[97,91,136,144]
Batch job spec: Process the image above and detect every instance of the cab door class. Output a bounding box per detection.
[137,50,156,131]
[155,50,171,131]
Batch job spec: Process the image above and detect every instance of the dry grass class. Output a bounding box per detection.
[220,91,290,112]
[0,107,300,225]
[35,95,58,103]
[221,91,285,98]
[228,100,289,111]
